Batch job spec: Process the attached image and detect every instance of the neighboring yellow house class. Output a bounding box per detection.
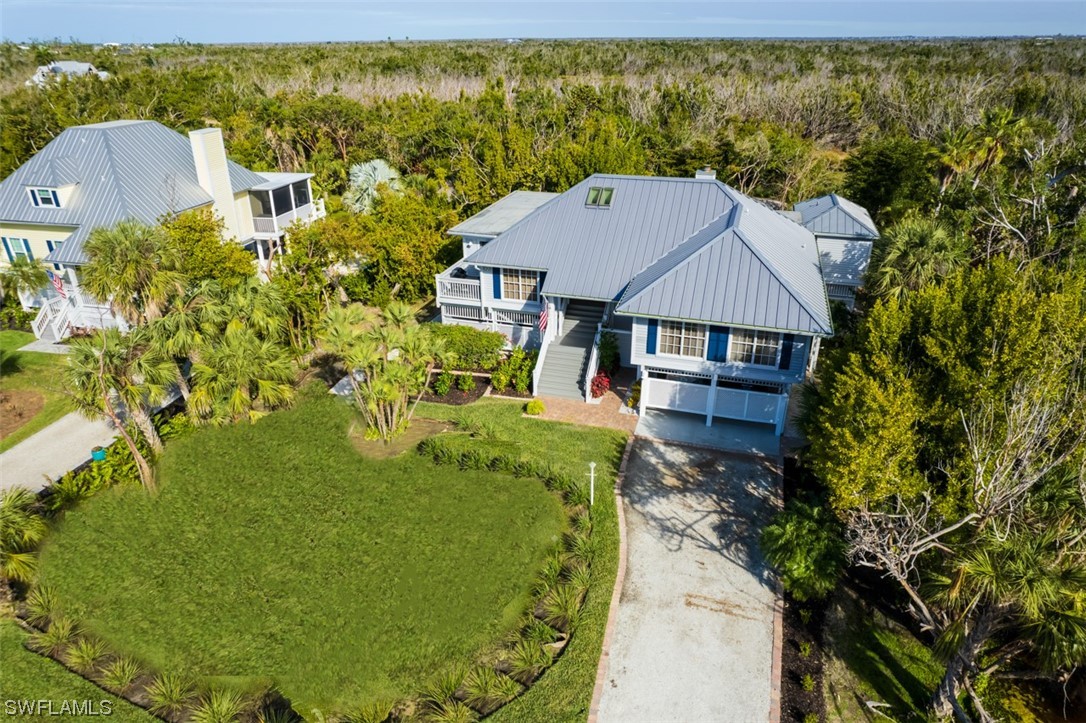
[0,120,325,341]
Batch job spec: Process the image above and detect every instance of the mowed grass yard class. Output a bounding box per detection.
[0,330,72,452]
[38,394,572,716]
[0,620,153,722]
[416,400,628,723]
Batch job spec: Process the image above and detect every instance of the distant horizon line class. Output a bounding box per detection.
[6,33,1083,46]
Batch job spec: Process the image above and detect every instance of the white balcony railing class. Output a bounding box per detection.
[252,199,326,236]
[436,276,482,302]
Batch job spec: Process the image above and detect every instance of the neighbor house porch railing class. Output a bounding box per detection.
[252,199,326,235]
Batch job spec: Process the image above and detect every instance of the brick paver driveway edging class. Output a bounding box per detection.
[595,439,782,723]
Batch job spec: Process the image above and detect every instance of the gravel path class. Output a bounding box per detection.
[597,439,781,722]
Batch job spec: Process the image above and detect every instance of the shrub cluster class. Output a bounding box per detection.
[525,399,546,416]
[456,373,477,392]
[0,297,34,331]
[490,347,537,394]
[431,370,454,396]
[590,371,611,399]
[427,323,506,371]
[597,330,620,375]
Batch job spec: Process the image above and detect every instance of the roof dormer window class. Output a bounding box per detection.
[29,188,61,208]
[586,186,614,207]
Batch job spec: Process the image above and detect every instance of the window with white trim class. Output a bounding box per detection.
[501,269,539,302]
[728,329,781,367]
[658,320,705,358]
[28,188,61,208]
[2,237,30,262]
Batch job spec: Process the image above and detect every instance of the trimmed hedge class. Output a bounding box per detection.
[428,323,506,371]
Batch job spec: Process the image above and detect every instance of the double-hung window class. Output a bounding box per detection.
[28,188,61,208]
[501,269,539,302]
[658,320,705,358]
[2,237,31,262]
[728,329,781,367]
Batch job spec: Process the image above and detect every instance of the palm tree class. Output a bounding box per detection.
[65,328,180,491]
[188,323,296,425]
[81,219,186,326]
[318,302,445,442]
[343,159,401,214]
[0,488,47,585]
[0,256,50,304]
[147,282,219,401]
[871,218,971,301]
[928,525,1086,719]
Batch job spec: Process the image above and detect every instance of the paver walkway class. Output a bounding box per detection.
[0,412,116,491]
[597,439,781,722]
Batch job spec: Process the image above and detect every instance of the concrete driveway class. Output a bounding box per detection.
[0,412,116,491]
[596,438,781,723]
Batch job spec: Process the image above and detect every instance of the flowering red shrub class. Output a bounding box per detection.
[590,371,611,398]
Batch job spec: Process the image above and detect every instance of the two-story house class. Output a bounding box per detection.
[0,120,325,341]
[435,172,876,436]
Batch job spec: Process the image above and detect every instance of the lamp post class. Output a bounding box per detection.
[588,461,596,508]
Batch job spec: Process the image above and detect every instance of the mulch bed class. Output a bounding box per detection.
[487,388,532,399]
[419,379,488,405]
[780,456,828,723]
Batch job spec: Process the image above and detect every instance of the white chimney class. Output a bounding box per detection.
[189,128,241,241]
[694,166,717,180]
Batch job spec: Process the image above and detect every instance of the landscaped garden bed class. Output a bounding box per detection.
[26,393,626,722]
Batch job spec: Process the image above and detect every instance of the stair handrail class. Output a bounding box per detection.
[532,330,551,396]
[583,321,603,403]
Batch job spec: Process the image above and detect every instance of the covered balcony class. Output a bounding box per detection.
[435,260,482,305]
[249,173,326,237]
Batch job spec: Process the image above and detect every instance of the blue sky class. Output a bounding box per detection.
[2,1,1083,44]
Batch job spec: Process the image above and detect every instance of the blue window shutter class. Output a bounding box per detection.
[708,326,730,362]
[538,271,546,296]
[491,269,501,299]
[30,190,39,207]
[645,319,658,354]
[22,239,33,261]
[51,191,60,207]
[1,238,12,262]
[778,334,795,370]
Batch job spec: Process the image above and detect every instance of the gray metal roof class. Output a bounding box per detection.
[449,191,558,238]
[617,192,833,334]
[250,171,313,191]
[793,193,878,238]
[0,120,268,265]
[466,174,832,335]
[816,237,873,285]
[467,175,737,300]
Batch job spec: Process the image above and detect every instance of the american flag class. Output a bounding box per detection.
[538,302,549,333]
[47,270,66,299]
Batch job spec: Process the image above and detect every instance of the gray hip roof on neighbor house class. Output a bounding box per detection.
[0,120,269,265]
[462,174,835,336]
[793,193,879,239]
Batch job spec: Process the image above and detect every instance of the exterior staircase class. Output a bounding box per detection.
[535,300,606,400]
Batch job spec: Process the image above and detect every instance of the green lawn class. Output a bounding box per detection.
[0,619,153,721]
[0,329,72,452]
[822,586,944,722]
[416,400,628,723]
[39,394,570,716]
